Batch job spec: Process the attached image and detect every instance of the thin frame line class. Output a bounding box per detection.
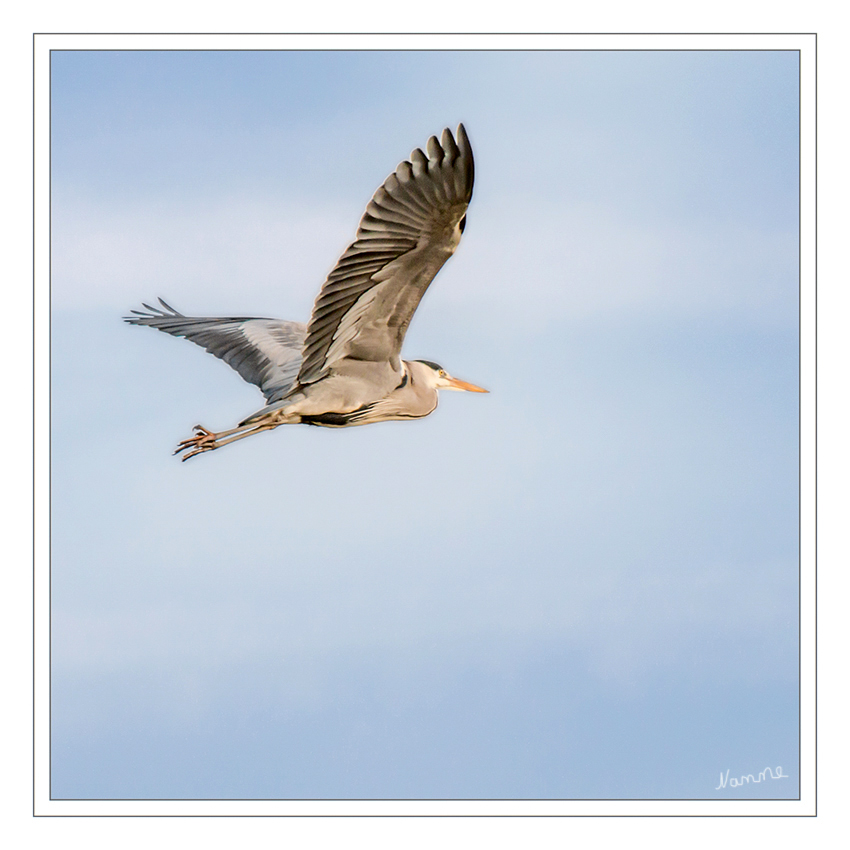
[37,34,814,814]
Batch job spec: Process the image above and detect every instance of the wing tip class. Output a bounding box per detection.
[455,123,474,196]
[125,298,183,323]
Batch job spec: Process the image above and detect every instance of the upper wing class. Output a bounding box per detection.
[297,124,474,385]
[126,299,306,403]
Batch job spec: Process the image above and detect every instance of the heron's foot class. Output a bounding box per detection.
[174,425,218,461]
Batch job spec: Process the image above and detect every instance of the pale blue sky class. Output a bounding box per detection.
[50,49,799,799]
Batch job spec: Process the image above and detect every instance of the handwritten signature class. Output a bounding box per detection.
[715,766,789,790]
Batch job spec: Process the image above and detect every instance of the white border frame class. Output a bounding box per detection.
[33,31,817,817]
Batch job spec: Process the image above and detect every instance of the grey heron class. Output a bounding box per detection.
[127,124,486,460]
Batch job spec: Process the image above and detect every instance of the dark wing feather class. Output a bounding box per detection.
[297,124,474,385]
[125,299,306,403]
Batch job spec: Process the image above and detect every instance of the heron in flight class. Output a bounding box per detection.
[127,124,486,460]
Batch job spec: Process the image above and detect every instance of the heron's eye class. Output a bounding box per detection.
[439,370,447,377]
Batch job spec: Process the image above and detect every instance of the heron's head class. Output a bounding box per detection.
[412,360,488,393]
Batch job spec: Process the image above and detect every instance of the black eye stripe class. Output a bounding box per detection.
[416,360,443,372]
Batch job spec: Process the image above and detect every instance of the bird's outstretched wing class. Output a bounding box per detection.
[297,124,474,385]
[125,299,306,403]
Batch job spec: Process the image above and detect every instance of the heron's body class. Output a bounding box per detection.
[127,125,485,459]
[272,360,438,428]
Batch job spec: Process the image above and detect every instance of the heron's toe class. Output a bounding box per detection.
[174,424,218,457]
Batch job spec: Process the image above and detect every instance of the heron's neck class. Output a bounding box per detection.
[403,360,440,391]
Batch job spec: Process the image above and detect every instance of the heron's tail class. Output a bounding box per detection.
[238,394,304,427]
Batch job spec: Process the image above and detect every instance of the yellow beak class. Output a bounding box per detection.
[445,376,489,393]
